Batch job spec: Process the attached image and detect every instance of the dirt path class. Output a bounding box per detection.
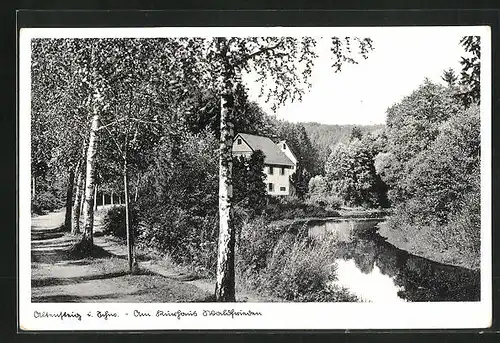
[31,207,272,303]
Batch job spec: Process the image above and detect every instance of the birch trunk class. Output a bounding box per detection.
[215,38,236,302]
[93,185,98,211]
[64,166,75,230]
[81,114,100,254]
[80,174,86,214]
[71,161,83,234]
[102,192,105,207]
[111,191,114,205]
[32,176,36,199]
[134,180,139,202]
[124,153,135,272]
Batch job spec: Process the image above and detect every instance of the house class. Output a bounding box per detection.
[232,133,298,196]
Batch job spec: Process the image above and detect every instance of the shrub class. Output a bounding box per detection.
[262,236,337,301]
[236,219,359,302]
[263,196,339,220]
[236,218,285,276]
[306,194,343,210]
[102,205,139,239]
[31,191,64,214]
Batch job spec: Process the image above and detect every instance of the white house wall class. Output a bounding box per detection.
[232,135,253,157]
[232,134,296,196]
[264,164,293,196]
[279,141,298,169]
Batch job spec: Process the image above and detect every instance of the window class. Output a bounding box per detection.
[283,143,286,149]
[268,166,274,175]
[237,138,242,145]
[280,186,286,192]
[280,167,285,175]
[291,165,294,170]
[268,183,274,192]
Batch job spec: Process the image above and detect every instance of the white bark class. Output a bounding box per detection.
[215,38,236,302]
[124,150,135,272]
[32,176,36,199]
[81,114,100,252]
[71,160,84,234]
[93,185,98,211]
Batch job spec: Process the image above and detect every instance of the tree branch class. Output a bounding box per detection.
[129,117,162,126]
[97,117,128,131]
[235,41,285,67]
[101,122,125,160]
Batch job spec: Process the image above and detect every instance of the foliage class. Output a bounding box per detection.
[31,191,64,215]
[441,67,458,87]
[102,205,139,239]
[31,36,375,297]
[400,105,480,225]
[274,121,320,177]
[383,76,480,267]
[301,122,384,169]
[187,84,277,139]
[459,36,480,107]
[132,129,219,273]
[232,150,268,215]
[307,175,343,209]
[349,126,363,142]
[264,196,340,220]
[325,132,388,208]
[236,218,286,278]
[236,220,359,302]
[383,79,463,203]
[308,175,329,195]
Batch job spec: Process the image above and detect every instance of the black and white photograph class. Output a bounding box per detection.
[19,25,491,330]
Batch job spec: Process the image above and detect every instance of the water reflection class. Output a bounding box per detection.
[301,219,480,302]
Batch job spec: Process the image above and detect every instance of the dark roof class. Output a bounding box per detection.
[277,139,299,162]
[235,133,295,167]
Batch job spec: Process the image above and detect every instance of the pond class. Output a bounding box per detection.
[296,218,480,302]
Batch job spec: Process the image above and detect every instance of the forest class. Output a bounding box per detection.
[30,35,481,303]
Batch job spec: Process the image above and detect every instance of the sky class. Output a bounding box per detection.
[244,29,467,126]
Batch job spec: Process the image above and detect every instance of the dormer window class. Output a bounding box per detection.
[237,138,242,145]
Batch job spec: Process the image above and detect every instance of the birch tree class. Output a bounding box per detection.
[182,36,374,301]
[31,39,88,223]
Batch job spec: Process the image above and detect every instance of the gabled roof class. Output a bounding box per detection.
[277,140,299,163]
[235,133,295,167]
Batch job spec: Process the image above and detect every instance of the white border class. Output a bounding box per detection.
[19,26,492,331]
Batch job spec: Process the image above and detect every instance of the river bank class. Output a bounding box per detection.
[377,221,480,271]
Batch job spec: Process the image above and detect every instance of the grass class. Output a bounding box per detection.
[378,220,480,270]
[236,219,361,302]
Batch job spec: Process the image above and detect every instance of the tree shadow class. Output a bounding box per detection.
[32,270,130,288]
[31,243,115,264]
[31,288,154,303]
[31,231,65,241]
[32,266,156,289]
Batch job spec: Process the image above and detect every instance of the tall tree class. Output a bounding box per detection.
[458,36,480,107]
[184,36,374,301]
[441,67,458,87]
[349,126,363,142]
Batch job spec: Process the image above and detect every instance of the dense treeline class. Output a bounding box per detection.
[302,122,384,169]
[380,80,480,268]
